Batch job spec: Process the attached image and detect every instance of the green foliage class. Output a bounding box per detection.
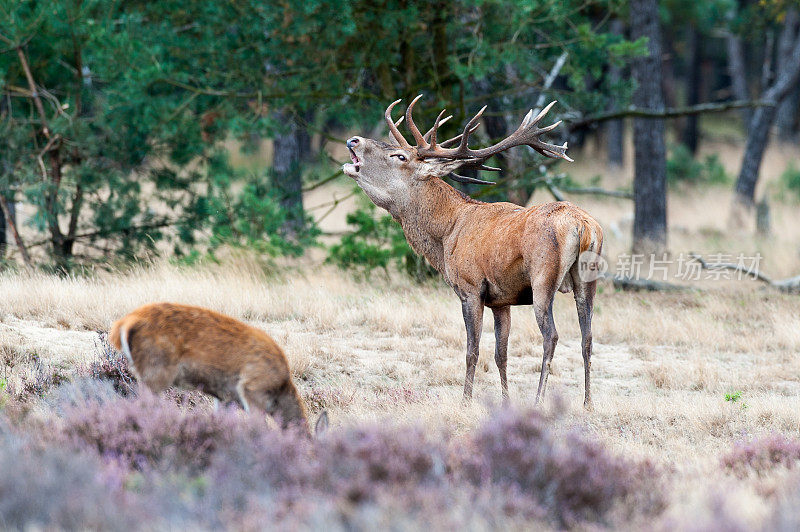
[779,163,800,200]
[724,390,748,409]
[667,145,730,185]
[0,1,320,269]
[327,201,435,282]
[0,0,648,269]
[724,390,742,402]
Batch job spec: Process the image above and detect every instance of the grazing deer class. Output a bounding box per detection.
[109,303,327,435]
[343,96,603,408]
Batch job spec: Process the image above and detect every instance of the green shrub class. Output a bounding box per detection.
[667,145,730,185]
[780,163,800,200]
[701,154,730,185]
[327,201,436,282]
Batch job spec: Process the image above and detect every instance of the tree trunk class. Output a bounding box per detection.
[606,19,625,168]
[682,27,702,154]
[0,192,6,256]
[776,85,800,141]
[0,194,33,271]
[630,0,667,256]
[726,33,751,126]
[272,111,304,235]
[776,9,800,141]
[732,11,800,224]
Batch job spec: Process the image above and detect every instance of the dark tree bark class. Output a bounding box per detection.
[630,0,667,255]
[0,193,7,256]
[776,9,800,141]
[726,32,751,126]
[606,19,625,168]
[682,27,702,154]
[296,109,314,164]
[272,111,304,235]
[776,85,800,141]
[732,10,800,222]
[0,194,32,270]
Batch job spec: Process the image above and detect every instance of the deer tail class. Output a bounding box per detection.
[109,317,136,365]
[578,217,602,256]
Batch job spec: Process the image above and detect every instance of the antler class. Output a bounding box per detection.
[384,96,572,163]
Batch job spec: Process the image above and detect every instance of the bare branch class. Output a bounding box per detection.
[690,253,800,293]
[568,100,776,130]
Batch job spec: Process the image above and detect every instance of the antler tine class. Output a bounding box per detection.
[438,123,480,148]
[425,109,450,146]
[465,100,571,162]
[404,99,571,164]
[405,94,428,147]
[455,105,486,153]
[394,116,404,127]
[385,99,412,149]
[533,119,561,135]
[526,100,557,127]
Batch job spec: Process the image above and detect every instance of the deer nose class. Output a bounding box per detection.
[346,137,360,149]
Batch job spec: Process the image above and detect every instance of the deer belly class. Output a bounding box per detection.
[483,280,533,306]
[173,364,240,402]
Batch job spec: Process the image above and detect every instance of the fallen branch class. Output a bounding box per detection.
[600,273,688,292]
[569,99,776,130]
[690,253,800,293]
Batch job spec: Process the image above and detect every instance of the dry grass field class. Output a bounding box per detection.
[1,253,799,528]
[2,137,800,529]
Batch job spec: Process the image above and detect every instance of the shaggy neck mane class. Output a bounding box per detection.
[396,177,483,277]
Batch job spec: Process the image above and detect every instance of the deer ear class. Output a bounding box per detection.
[418,158,467,178]
[314,410,329,437]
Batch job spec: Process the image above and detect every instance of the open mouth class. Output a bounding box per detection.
[348,147,361,172]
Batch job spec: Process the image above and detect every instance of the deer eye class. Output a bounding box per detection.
[390,154,407,162]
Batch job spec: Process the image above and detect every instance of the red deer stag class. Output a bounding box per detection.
[109,303,327,435]
[343,97,603,408]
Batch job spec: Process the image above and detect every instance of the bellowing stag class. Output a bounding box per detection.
[343,97,603,408]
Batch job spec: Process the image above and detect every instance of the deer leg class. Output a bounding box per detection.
[461,296,484,402]
[533,286,558,406]
[573,276,597,410]
[137,361,177,395]
[491,306,511,401]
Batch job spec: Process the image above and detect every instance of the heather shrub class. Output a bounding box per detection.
[0,431,142,531]
[317,425,447,502]
[59,392,267,472]
[204,423,494,528]
[81,334,137,397]
[7,389,673,529]
[209,422,446,502]
[660,493,750,532]
[457,407,665,526]
[43,377,119,415]
[722,434,800,478]
[770,475,800,531]
[13,359,70,402]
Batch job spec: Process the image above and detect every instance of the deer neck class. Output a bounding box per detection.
[395,178,471,275]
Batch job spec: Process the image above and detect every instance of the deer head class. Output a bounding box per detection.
[343,96,571,213]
